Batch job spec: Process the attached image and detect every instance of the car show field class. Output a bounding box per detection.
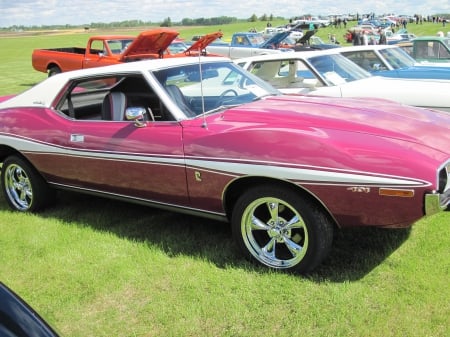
[0,19,449,337]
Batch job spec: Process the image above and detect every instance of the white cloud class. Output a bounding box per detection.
[0,0,449,27]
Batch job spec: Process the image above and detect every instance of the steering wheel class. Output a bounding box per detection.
[217,89,238,107]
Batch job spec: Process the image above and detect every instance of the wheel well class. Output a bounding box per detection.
[223,176,338,228]
[47,63,60,71]
[0,145,20,163]
[0,147,42,180]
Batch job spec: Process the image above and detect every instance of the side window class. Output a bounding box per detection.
[249,61,281,82]
[89,40,106,55]
[436,42,450,59]
[343,51,382,71]
[55,75,172,122]
[249,60,318,89]
[56,76,119,120]
[415,41,427,58]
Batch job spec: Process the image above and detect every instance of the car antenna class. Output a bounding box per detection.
[198,48,208,129]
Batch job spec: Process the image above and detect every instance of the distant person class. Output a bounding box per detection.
[353,31,361,45]
[379,30,387,44]
[362,31,369,45]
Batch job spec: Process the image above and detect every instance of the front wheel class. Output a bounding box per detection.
[231,184,334,273]
[1,155,55,212]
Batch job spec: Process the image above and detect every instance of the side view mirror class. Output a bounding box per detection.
[126,107,147,127]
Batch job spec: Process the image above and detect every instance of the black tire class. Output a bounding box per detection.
[48,66,61,77]
[1,155,55,212]
[231,184,334,273]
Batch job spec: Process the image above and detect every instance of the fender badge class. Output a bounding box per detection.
[195,171,202,182]
[347,186,370,193]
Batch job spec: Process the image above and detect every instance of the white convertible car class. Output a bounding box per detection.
[235,50,450,112]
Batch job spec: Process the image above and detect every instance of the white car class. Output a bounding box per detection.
[235,50,450,113]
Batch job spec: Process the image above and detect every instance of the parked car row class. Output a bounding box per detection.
[235,48,450,113]
[334,44,450,79]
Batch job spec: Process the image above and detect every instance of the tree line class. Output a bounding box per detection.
[1,15,282,31]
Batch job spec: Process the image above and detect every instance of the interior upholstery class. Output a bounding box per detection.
[165,85,196,117]
[101,92,127,121]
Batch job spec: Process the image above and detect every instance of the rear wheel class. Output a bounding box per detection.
[1,155,55,212]
[231,184,334,273]
[48,66,61,77]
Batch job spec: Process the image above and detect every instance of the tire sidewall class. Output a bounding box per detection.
[231,184,333,273]
[1,155,53,212]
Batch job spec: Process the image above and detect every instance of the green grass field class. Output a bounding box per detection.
[0,20,449,337]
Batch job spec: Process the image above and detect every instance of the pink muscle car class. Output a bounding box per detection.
[0,57,448,273]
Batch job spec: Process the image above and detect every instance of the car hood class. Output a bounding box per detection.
[307,76,450,111]
[395,65,450,77]
[297,30,316,44]
[221,95,450,155]
[184,31,224,54]
[260,31,292,48]
[121,29,179,60]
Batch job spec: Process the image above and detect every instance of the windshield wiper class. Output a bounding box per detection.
[253,94,274,101]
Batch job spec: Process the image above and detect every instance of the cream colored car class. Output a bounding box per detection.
[236,50,450,113]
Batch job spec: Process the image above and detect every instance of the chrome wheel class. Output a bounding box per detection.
[1,155,55,212]
[231,184,334,273]
[241,197,308,269]
[4,163,33,211]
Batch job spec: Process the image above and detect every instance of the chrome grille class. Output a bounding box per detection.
[438,161,450,193]
[438,161,450,208]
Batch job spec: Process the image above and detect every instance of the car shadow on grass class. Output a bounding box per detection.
[1,191,411,281]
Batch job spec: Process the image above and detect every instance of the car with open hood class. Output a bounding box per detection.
[204,31,293,59]
[32,28,222,76]
[0,57,448,273]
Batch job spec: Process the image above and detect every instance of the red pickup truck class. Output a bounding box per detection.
[32,29,222,76]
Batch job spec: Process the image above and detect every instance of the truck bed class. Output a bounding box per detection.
[32,47,91,74]
[39,47,88,55]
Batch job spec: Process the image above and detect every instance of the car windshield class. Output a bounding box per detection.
[379,47,416,68]
[167,41,188,54]
[307,54,371,85]
[107,39,134,54]
[444,38,450,48]
[152,61,280,116]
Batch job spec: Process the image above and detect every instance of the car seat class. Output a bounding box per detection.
[101,92,127,121]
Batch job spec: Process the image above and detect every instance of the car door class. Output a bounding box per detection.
[58,119,189,206]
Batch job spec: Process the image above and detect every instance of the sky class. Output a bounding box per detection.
[0,0,449,28]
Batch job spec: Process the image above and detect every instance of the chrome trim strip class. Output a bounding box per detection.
[0,133,432,187]
[49,183,228,221]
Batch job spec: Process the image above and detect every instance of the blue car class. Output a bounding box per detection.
[337,44,450,80]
